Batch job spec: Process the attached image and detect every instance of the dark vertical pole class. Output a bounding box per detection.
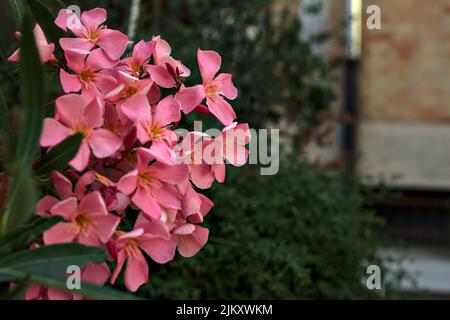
[342,58,359,177]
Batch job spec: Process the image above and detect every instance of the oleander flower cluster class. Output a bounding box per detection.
[8,7,250,297]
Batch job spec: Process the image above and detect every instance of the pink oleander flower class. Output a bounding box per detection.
[43,191,120,246]
[40,94,122,171]
[119,40,154,77]
[206,122,251,183]
[110,223,177,292]
[177,131,216,189]
[177,49,238,126]
[146,36,190,88]
[122,95,180,165]
[55,8,129,60]
[117,148,188,219]
[60,48,118,98]
[105,71,157,123]
[8,24,55,64]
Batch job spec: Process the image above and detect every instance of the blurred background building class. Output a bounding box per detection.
[346,0,450,297]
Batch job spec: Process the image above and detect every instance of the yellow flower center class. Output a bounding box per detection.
[74,214,91,232]
[80,69,96,84]
[138,171,155,187]
[147,124,164,140]
[124,239,141,257]
[85,26,103,43]
[123,85,138,98]
[205,84,219,98]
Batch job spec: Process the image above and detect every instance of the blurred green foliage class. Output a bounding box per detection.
[140,158,406,299]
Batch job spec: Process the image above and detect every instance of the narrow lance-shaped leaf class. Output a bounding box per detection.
[0,216,64,256]
[0,88,13,146]
[16,10,45,164]
[0,11,45,235]
[26,0,67,55]
[0,244,139,300]
[34,134,83,176]
[8,0,24,26]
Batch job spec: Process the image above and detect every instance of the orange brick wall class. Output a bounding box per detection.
[360,0,450,123]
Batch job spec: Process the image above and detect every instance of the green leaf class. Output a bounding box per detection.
[0,216,63,256]
[26,0,67,54]
[1,167,37,235]
[30,277,140,300]
[35,134,83,176]
[0,244,139,300]
[0,88,13,146]
[8,0,24,26]
[0,243,106,282]
[15,10,45,164]
[1,11,46,235]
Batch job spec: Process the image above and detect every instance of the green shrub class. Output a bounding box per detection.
[139,157,395,299]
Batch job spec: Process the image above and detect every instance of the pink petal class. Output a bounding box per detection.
[124,250,148,292]
[7,49,19,62]
[140,236,177,264]
[153,184,182,210]
[153,95,181,125]
[178,226,209,258]
[139,221,170,240]
[60,38,94,54]
[47,288,73,300]
[60,69,82,93]
[199,193,214,217]
[50,197,78,219]
[146,65,176,88]
[190,164,214,189]
[43,222,78,245]
[224,143,248,167]
[153,37,171,63]
[136,147,156,170]
[197,49,221,83]
[148,140,175,165]
[214,73,238,100]
[55,9,82,33]
[69,140,91,171]
[117,170,139,195]
[133,40,153,62]
[98,29,129,60]
[80,8,107,30]
[83,98,103,129]
[175,85,205,114]
[173,223,196,235]
[40,118,71,147]
[121,94,151,122]
[55,94,87,128]
[181,185,201,217]
[132,186,161,219]
[51,171,73,197]
[89,129,122,158]
[212,163,226,183]
[150,162,189,185]
[86,48,118,71]
[206,96,236,126]
[79,191,108,216]
[82,262,110,286]
[36,195,59,217]
[38,43,55,64]
[63,48,89,73]
[75,171,95,198]
[92,214,120,243]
